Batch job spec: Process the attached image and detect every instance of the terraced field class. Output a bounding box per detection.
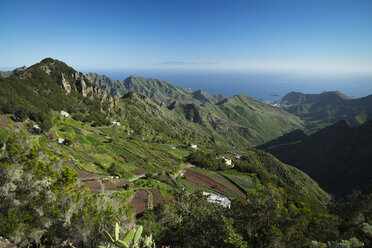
[219,170,259,193]
[183,168,246,200]
[129,190,149,215]
[51,116,184,176]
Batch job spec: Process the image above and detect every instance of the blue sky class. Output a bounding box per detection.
[1,0,372,74]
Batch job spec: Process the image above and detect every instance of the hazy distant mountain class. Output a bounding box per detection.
[0,70,13,78]
[257,120,372,195]
[88,73,304,147]
[86,73,226,105]
[282,91,372,131]
[0,66,27,78]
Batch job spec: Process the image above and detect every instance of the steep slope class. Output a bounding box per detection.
[0,58,115,130]
[88,73,304,147]
[282,91,372,131]
[86,72,122,96]
[205,94,303,145]
[257,120,372,195]
[240,149,330,203]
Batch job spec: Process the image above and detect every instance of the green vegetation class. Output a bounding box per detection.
[1,58,371,248]
[187,150,228,170]
[0,58,114,131]
[219,170,259,192]
[234,149,331,203]
[88,73,304,148]
[310,238,364,248]
[282,91,372,131]
[0,133,130,247]
[102,223,155,248]
[51,115,182,176]
[258,120,372,195]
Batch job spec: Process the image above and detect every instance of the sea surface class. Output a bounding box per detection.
[83,69,372,101]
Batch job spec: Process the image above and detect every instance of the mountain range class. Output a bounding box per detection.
[87,73,304,147]
[1,58,372,247]
[281,91,372,131]
[2,59,371,196]
[0,58,328,201]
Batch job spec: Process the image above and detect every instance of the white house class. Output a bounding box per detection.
[33,124,40,129]
[191,144,197,149]
[112,121,121,127]
[58,138,65,144]
[221,157,232,166]
[61,111,69,118]
[205,193,231,208]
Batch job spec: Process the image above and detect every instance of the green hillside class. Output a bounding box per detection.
[88,73,304,147]
[257,120,372,195]
[235,149,330,203]
[0,58,115,131]
[282,91,372,131]
[204,94,304,145]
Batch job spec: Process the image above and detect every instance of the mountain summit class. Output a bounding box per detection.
[282,91,372,131]
[0,58,115,130]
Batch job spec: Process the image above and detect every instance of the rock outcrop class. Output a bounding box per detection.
[61,73,71,94]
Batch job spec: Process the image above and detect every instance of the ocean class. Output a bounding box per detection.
[83,69,372,101]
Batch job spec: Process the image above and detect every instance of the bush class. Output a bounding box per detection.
[73,113,85,122]
[187,150,227,170]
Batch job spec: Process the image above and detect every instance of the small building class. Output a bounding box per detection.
[221,157,232,166]
[33,124,40,129]
[205,193,231,208]
[112,121,121,127]
[58,138,65,144]
[191,144,197,149]
[235,154,241,159]
[61,111,69,118]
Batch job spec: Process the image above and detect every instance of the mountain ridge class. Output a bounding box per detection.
[87,72,304,147]
[281,90,372,131]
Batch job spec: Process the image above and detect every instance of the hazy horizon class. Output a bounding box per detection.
[83,68,372,101]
